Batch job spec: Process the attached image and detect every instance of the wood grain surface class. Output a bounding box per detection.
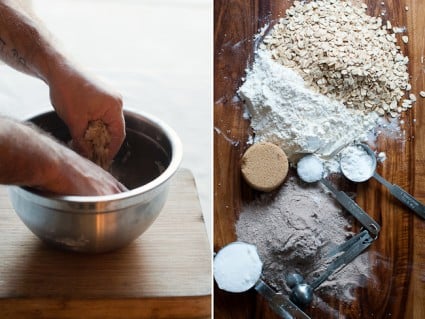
[0,169,211,319]
[214,0,425,318]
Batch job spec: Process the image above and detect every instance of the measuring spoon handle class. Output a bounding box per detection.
[373,172,425,219]
[255,280,311,319]
[320,179,381,236]
[310,230,374,290]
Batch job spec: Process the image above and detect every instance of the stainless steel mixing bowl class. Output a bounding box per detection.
[8,109,182,253]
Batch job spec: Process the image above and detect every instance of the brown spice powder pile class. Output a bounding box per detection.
[84,120,111,170]
[236,174,372,301]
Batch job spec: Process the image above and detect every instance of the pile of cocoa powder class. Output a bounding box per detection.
[236,173,372,301]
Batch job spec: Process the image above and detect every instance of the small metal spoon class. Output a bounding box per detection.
[255,279,311,319]
[297,155,381,237]
[340,144,425,220]
[289,230,374,307]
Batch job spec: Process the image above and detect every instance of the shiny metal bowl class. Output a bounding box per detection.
[8,109,182,253]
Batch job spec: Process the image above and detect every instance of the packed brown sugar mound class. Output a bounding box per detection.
[241,142,289,192]
[84,120,111,170]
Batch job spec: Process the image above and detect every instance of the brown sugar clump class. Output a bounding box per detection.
[84,120,111,170]
[241,142,288,192]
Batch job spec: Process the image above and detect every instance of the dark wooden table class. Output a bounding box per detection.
[214,1,425,318]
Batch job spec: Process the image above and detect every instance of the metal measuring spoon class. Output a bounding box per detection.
[340,144,425,220]
[255,279,311,319]
[288,230,374,307]
[297,155,381,237]
[214,242,311,319]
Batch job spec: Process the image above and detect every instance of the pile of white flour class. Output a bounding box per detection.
[238,50,378,162]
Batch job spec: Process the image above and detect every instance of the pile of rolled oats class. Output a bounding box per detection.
[262,0,412,117]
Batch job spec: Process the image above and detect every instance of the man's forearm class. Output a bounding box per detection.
[0,117,60,188]
[0,1,126,166]
[0,117,126,195]
[0,0,63,82]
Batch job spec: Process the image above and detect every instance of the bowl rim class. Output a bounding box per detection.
[9,108,183,207]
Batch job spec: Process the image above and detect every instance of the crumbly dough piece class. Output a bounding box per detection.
[241,142,288,192]
[84,120,111,170]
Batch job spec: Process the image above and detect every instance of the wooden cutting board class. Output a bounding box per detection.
[214,1,425,318]
[0,169,211,319]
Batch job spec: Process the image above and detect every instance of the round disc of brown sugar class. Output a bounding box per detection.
[241,142,289,192]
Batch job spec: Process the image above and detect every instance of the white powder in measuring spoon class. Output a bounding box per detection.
[214,242,263,293]
[238,50,378,163]
[297,155,324,183]
[340,145,375,182]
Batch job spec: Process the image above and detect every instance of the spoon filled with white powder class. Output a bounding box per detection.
[296,154,381,237]
[214,242,311,319]
[214,242,263,293]
[296,155,324,183]
[340,145,376,183]
[340,144,425,219]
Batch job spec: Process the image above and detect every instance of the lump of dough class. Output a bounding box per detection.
[84,120,111,170]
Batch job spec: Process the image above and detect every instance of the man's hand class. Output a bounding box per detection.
[44,147,128,196]
[48,67,126,162]
[0,117,126,196]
